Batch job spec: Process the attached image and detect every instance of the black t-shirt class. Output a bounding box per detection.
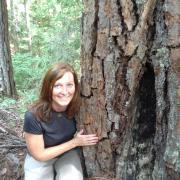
[23,111,76,148]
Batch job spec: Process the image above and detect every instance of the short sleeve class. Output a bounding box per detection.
[23,111,43,134]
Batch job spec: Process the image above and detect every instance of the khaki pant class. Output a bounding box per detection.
[24,149,83,180]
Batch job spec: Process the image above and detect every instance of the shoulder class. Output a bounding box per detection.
[23,111,43,134]
[24,110,40,123]
[25,111,35,118]
[24,111,39,122]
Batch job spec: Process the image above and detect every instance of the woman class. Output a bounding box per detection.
[23,62,99,180]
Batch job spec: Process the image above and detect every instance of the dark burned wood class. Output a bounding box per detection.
[79,0,180,179]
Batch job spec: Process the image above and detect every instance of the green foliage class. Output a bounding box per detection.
[12,53,50,90]
[30,0,83,62]
[5,0,83,115]
[0,96,17,108]
[8,0,83,62]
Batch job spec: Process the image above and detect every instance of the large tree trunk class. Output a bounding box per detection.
[0,0,17,97]
[79,0,180,179]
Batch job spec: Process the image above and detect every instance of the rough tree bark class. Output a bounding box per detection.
[79,0,180,179]
[0,0,17,97]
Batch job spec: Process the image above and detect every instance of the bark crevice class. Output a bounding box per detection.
[134,62,156,142]
[116,0,128,34]
[125,62,156,179]
[91,0,99,57]
[131,0,139,31]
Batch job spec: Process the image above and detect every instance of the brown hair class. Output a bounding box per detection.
[29,62,81,121]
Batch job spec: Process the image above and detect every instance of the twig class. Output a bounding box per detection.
[0,126,8,133]
[0,144,26,148]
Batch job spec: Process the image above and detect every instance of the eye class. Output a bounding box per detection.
[67,83,73,87]
[54,84,62,89]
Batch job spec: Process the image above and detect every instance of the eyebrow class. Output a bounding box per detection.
[55,81,74,84]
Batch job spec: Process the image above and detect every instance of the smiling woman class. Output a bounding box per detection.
[23,62,99,180]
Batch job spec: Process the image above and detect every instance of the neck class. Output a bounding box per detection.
[52,104,67,112]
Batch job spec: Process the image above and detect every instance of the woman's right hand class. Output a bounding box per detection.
[73,129,99,147]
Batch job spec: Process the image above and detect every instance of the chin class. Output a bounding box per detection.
[58,101,71,107]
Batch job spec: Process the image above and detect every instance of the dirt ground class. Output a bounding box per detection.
[0,108,26,180]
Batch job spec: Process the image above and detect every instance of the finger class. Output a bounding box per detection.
[88,139,99,143]
[83,134,98,138]
[86,142,98,146]
[86,137,98,142]
[86,137,99,141]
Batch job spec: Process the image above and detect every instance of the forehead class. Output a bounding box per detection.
[55,71,74,83]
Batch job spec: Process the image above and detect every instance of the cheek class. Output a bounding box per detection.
[52,89,57,97]
[69,87,75,95]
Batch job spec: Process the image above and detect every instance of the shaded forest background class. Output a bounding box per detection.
[0,1,83,179]
[0,0,82,116]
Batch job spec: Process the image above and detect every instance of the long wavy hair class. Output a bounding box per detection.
[29,62,81,121]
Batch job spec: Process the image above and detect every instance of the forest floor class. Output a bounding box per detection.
[0,108,24,138]
[0,107,26,179]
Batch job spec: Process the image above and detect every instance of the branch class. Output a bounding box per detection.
[0,144,26,148]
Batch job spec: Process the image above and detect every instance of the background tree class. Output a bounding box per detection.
[9,0,20,52]
[0,0,16,98]
[24,0,32,51]
[79,0,180,179]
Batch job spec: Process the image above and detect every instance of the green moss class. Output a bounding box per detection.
[176,156,180,172]
[156,47,170,69]
[164,145,180,172]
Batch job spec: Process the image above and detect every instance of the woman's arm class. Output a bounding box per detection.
[24,130,98,161]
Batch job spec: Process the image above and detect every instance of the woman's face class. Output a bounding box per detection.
[52,71,75,112]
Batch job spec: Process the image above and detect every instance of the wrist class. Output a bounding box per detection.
[71,138,78,148]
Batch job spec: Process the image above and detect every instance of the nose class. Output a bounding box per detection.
[60,85,68,95]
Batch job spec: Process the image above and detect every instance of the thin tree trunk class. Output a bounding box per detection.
[79,0,180,179]
[0,0,17,98]
[9,0,20,52]
[24,0,32,51]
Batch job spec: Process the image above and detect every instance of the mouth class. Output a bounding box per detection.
[58,95,70,98]
[57,95,72,100]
